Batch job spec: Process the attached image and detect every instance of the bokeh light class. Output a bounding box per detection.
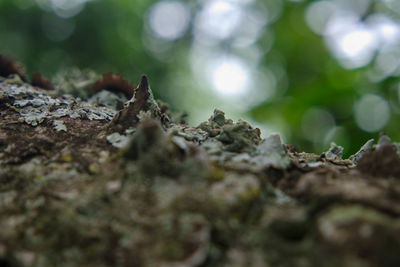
[305,0,336,35]
[148,1,190,41]
[194,0,243,44]
[230,8,268,48]
[307,0,400,71]
[301,108,336,145]
[354,94,391,132]
[325,14,378,69]
[368,14,400,47]
[41,0,92,18]
[41,14,75,42]
[211,57,250,96]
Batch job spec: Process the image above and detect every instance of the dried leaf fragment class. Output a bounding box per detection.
[0,54,27,81]
[31,72,54,90]
[92,72,135,99]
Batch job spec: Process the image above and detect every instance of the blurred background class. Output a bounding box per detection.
[1,0,400,156]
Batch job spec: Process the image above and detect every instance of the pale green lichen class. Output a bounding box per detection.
[1,79,116,126]
[217,120,261,153]
[88,90,126,110]
[349,139,374,164]
[52,120,67,132]
[202,133,290,171]
[251,134,291,170]
[0,74,25,85]
[52,68,100,99]
[106,127,137,148]
[106,132,130,148]
[19,111,46,126]
[324,142,344,161]
[169,125,208,143]
[209,109,232,127]
[198,109,261,153]
[198,109,233,137]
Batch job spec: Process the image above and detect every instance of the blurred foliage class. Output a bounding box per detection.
[1,0,400,156]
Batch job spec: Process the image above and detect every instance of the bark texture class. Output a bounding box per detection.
[1,72,400,267]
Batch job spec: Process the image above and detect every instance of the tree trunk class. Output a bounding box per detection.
[1,72,400,267]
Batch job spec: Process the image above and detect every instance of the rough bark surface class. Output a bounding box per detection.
[1,71,400,267]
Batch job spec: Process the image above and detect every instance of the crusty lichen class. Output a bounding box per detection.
[1,69,400,267]
[0,76,116,127]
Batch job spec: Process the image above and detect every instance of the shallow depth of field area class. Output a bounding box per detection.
[2,0,400,155]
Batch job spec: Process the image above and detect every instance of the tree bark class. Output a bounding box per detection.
[1,74,400,267]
